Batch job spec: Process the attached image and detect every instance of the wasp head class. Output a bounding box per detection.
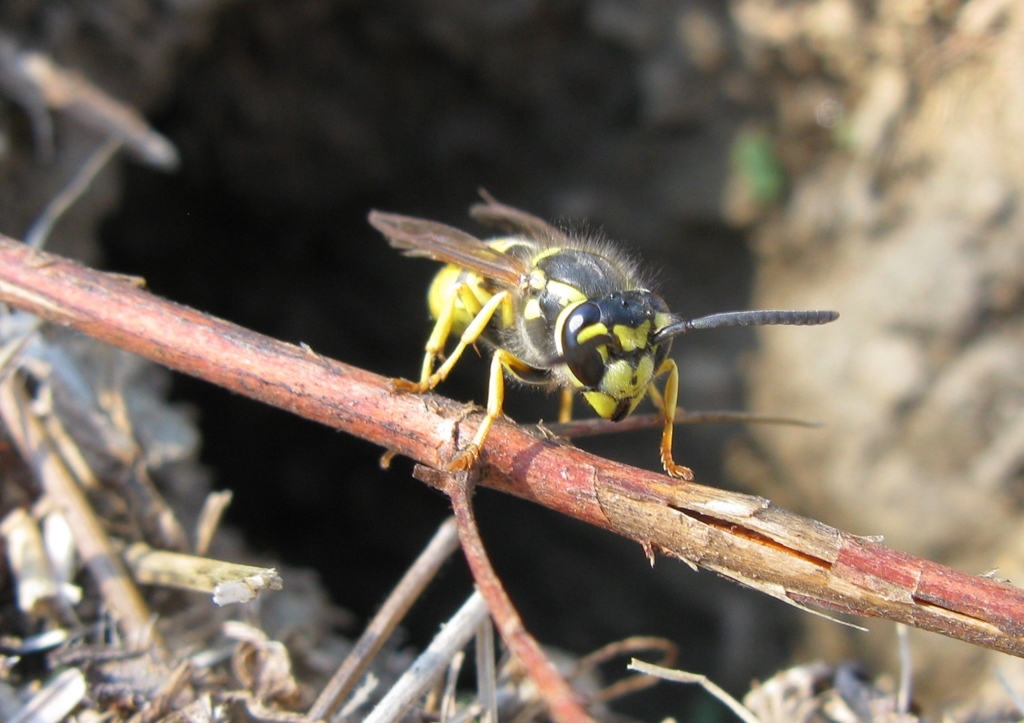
[556,290,673,421]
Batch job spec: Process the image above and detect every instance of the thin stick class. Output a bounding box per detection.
[440,650,467,721]
[194,490,233,556]
[895,623,913,715]
[571,636,677,704]
[136,659,193,721]
[476,617,498,723]
[13,43,179,169]
[362,591,490,723]
[0,376,160,648]
[422,466,592,723]
[24,136,122,250]
[0,237,1022,659]
[628,659,763,723]
[122,542,282,604]
[546,410,821,439]
[308,517,462,720]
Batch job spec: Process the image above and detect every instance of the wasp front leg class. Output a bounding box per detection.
[651,358,694,481]
[448,348,525,471]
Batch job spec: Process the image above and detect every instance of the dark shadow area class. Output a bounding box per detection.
[99,1,797,716]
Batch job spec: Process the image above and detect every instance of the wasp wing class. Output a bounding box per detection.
[469,189,574,247]
[368,210,527,285]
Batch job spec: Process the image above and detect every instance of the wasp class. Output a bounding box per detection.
[369,193,837,479]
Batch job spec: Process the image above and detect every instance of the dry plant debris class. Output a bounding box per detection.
[0,30,178,170]
[2,232,1024,657]
[0,220,1022,720]
[0,296,658,721]
[0,326,309,720]
[1,12,1023,722]
[0,34,670,723]
[0,323,581,722]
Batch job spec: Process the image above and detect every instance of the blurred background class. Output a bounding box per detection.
[1,0,1023,718]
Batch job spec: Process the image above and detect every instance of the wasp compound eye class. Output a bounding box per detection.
[561,301,608,387]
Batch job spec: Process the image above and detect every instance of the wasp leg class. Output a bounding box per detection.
[416,285,458,385]
[558,387,575,424]
[397,288,512,394]
[448,348,520,471]
[397,282,463,391]
[653,358,694,481]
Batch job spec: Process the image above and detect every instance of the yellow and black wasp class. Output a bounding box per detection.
[369,193,837,479]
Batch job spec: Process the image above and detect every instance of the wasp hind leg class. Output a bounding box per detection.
[396,288,512,394]
[651,358,694,481]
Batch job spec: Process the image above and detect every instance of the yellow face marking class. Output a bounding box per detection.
[593,355,656,414]
[602,361,636,397]
[524,297,542,320]
[576,322,609,345]
[583,390,618,419]
[553,302,578,358]
[612,320,651,352]
[629,355,655,411]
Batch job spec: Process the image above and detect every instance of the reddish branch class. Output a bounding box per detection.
[0,236,1022,665]
[422,466,592,723]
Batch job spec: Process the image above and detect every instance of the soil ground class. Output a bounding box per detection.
[1,0,1022,719]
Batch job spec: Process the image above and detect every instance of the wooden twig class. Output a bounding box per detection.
[0,236,1021,662]
[194,490,233,556]
[122,542,282,604]
[418,466,592,723]
[0,375,159,648]
[308,517,462,720]
[628,659,762,723]
[0,31,179,169]
[571,637,678,704]
[546,410,821,440]
[363,592,491,723]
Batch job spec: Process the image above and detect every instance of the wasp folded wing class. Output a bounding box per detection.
[469,190,573,247]
[367,210,527,285]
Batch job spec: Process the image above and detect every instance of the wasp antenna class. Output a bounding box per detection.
[654,309,838,344]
